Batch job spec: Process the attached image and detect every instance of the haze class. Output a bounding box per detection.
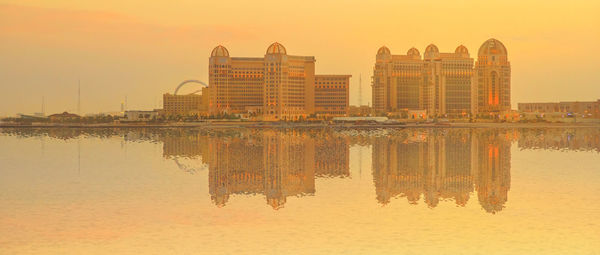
[0,0,598,116]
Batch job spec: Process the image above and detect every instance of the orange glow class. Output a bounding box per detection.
[0,1,598,114]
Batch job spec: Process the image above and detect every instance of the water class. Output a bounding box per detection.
[1,128,599,254]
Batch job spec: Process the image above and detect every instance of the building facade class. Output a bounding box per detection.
[162,91,208,116]
[263,43,316,120]
[314,75,351,116]
[372,46,423,114]
[518,99,600,118]
[371,38,509,118]
[206,43,349,120]
[209,45,264,115]
[474,39,511,115]
[422,44,474,117]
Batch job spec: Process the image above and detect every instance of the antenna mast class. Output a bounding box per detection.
[77,79,81,115]
[358,74,362,106]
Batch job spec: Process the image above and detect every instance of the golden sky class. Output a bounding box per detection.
[0,0,599,115]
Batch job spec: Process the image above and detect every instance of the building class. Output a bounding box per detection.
[314,75,351,116]
[208,43,350,120]
[422,44,474,117]
[209,45,264,115]
[474,38,511,115]
[162,90,209,116]
[518,99,600,118]
[372,46,423,114]
[371,38,509,118]
[124,110,158,122]
[48,112,80,122]
[372,44,474,117]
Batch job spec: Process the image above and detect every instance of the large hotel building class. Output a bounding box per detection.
[208,43,351,120]
[372,38,511,117]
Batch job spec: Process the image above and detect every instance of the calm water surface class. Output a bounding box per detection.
[0,128,599,254]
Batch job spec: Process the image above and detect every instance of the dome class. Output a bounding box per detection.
[425,44,439,54]
[377,46,391,55]
[266,42,287,55]
[478,38,507,56]
[455,45,469,56]
[211,45,229,57]
[407,47,420,58]
[424,44,439,59]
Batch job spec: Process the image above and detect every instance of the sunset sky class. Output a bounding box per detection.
[0,0,598,116]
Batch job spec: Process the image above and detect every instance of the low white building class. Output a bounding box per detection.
[124,110,158,122]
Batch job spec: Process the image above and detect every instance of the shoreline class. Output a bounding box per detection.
[1,122,599,129]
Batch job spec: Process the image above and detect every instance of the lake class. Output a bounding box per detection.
[1,127,599,254]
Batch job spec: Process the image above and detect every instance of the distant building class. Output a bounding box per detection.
[314,75,351,117]
[209,45,264,115]
[48,112,80,122]
[372,46,424,114]
[163,89,209,116]
[372,44,474,117]
[371,38,510,118]
[518,99,600,118]
[207,43,350,120]
[124,110,158,122]
[85,112,124,118]
[423,44,474,117]
[474,39,511,115]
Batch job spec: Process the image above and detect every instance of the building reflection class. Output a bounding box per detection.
[518,128,600,152]
[371,129,516,213]
[474,130,513,213]
[159,130,350,209]
[4,127,596,212]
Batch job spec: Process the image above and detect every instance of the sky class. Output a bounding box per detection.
[0,0,599,116]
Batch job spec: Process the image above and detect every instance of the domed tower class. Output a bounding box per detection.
[424,44,439,60]
[209,45,232,114]
[478,39,507,60]
[376,46,392,61]
[211,45,229,57]
[474,38,511,115]
[263,42,316,121]
[455,45,469,58]
[266,42,287,55]
[372,46,392,112]
[421,44,440,115]
[263,42,288,120]
[407,47,421,60]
